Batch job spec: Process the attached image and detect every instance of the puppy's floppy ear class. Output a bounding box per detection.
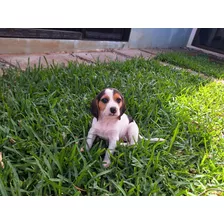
[90,98,99,120]
[119,99,126,120]
[90,89,106,120]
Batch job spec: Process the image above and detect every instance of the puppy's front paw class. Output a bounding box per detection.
[102,159,111,168]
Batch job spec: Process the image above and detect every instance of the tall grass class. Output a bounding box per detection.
[0,58,223,195]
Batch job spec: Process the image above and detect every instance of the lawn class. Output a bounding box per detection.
[0,57,224,196]
[156,51,224,79]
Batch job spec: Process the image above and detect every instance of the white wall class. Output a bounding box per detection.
[128,28,192,48]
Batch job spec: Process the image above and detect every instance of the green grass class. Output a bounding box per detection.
[156,51,224,79]
[0,57,224,196]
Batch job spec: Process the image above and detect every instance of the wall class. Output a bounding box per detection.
[128,28,192,48]
[0,28,192,54]
[0,38,128,54]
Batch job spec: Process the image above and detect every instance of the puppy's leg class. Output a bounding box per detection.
[103,136,118,168]
[127,122,139,145]
[86,128,96,151]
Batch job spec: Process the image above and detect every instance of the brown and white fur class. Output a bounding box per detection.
[86,88,164,167]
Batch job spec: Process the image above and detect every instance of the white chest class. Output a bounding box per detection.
[91,115,129,141]
[93,120,119,140]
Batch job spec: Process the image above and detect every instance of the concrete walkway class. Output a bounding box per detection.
[0,48,184,72]
[1,47,223,86]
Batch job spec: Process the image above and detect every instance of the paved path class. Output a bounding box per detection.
[1,47,223,84]
[0,48,184,72]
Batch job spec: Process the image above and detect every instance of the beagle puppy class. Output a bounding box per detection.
[86,88,164,167]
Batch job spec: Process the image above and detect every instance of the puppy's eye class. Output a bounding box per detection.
[116,98,122,103]
[101,98,109,104]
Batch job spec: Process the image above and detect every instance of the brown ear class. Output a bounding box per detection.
[91,89,106,120]
[90,98,99,120]
[119,99,126,120]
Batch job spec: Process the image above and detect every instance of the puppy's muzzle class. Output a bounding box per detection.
[110,107,117,114]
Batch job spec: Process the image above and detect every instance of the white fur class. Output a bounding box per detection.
[86,113,139,167]
[86,88,165,168]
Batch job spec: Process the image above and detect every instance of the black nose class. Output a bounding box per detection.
[110,107,117,114]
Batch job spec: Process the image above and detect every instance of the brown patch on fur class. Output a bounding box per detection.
[112,89,126,119]
[98,95,109,111]
[113,92,122,107]
[91,89,106,120]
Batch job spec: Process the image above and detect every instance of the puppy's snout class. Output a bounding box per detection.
[110,107,117,114]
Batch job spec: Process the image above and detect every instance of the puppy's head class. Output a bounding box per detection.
[90,88,126,120]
